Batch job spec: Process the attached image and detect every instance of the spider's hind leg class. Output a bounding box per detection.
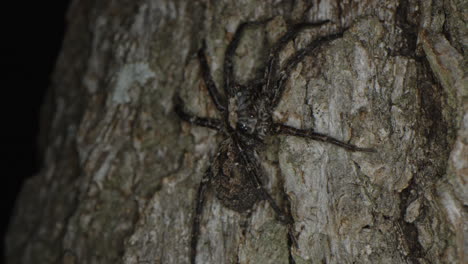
[190,168,213,264]
[236,146,293,224]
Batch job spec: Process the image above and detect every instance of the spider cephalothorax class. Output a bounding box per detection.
[174,18,375,264]
[228,87,271,142]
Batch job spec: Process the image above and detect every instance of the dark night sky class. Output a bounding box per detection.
[3,1,71,262]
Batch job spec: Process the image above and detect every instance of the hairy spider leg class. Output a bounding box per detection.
[233,134,293,224]
[262,20,330,98]
[273,124,376,152]
[223,20,271,97]
[174,95,223,131]
[266,32,376,153]
[190,168,213,264]
[173,99,222,264]
[270,32,343,109]
[234,139,297,263]
[197,43,227,113]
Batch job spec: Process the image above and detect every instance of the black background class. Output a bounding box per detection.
[3,1,71,262]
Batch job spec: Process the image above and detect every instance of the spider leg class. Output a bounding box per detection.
[190,168,213,264]
[263,20,331,96]
[174,95,224,131]
[234,136,293,224]
[198,42,227,112]
[273,123,376,152]
[270,32,344,109]
[224,20,270,97]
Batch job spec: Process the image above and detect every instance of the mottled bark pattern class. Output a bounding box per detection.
[6,0,466,264]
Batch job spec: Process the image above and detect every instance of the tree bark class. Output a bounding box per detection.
[6,0,466,263]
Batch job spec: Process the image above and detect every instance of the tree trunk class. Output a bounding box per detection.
[6,0,466,263]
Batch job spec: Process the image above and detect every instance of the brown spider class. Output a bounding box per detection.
[174,19,375,264]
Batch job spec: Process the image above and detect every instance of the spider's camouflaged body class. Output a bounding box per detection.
[213,86,272,212]
[213,84,279,213]
[211,138,260,212]
[174,18,375,264]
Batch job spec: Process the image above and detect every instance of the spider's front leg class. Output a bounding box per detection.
[174,40,229,130]
[224,20,271,96]
[197,42,226,113]
[263,20,331,95]
[190,168,212,264]
[269,31,344,108]
[264,25,375,153]
[272,123,376,152]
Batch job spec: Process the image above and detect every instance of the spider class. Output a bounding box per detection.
[174,18,375,264]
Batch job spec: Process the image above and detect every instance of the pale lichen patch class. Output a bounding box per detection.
[112,62,156,104]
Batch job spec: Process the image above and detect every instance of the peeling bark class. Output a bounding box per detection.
[6,0,466,264]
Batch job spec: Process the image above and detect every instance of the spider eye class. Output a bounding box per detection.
[238,122,247,131]
[237,122,252,134]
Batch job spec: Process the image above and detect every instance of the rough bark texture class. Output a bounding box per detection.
[6,0,466,263]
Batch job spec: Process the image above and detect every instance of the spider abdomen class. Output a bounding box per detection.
[211,139,262,212]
